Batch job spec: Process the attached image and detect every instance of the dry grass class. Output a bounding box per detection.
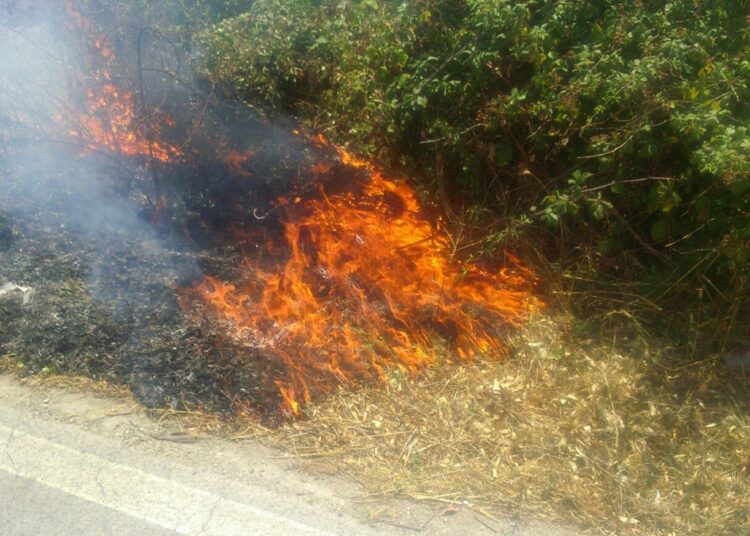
[0,353,19,373]
[4,315,749,534]
[267,315,750,535]
[21,374,136,398]
[1,353,134,399]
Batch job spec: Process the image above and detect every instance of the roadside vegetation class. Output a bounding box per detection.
[275,316,750,534]
[4,1,748,534]
[201,0,749,346]
[196,2,750,532]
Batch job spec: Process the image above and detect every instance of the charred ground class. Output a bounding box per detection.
[0,3,379,420]
[0,129,374,420]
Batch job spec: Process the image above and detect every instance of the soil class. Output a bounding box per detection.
[0,132,354,419]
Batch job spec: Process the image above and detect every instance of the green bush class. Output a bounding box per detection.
[201,0,749,337]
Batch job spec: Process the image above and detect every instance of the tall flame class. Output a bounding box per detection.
[186,141,540,416]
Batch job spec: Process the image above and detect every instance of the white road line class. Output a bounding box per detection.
[0,423,333,536]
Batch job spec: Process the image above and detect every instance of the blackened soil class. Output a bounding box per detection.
[0,205,260,415]
[0,137,362,421]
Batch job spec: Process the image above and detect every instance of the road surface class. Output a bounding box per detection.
[0,375,577,535]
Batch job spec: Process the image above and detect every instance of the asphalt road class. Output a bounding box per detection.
[1,472,176,536]
[0,375,578,536]
[0,406,367,535]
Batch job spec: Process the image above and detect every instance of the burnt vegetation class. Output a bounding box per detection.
[0,1,535,419]
[0,1,363,417]
[1,1,749,534]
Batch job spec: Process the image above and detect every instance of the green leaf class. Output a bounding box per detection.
[570,170,593,185]
[592,202,605,220]
[650,219,670,242]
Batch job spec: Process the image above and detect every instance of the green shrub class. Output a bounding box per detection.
[202,0,749,338]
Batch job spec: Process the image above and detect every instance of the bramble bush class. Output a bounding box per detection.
[201,0,749,342]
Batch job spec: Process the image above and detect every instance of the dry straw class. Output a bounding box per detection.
[268,315,750,535]
[4,313,749,534]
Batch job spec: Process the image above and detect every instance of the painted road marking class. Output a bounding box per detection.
[0,423,333,536]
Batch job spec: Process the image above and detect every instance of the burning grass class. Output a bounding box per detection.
[2,6,747,532]
[268,315,750,534]
[65,3,181,162]
[182,141,540,417]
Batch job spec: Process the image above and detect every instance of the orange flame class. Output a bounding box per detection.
[186,140,541,416]
[62,7,539,417]
[65,5,181,162]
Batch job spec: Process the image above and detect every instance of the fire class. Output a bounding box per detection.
[77,82,178,162]
[60,5,539,418]
[224,148,255,177]
[186,141,540,416]
[65,5,180,162]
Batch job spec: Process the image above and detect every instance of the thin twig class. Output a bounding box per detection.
[582,176,674,194]
[577,136,633,159]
